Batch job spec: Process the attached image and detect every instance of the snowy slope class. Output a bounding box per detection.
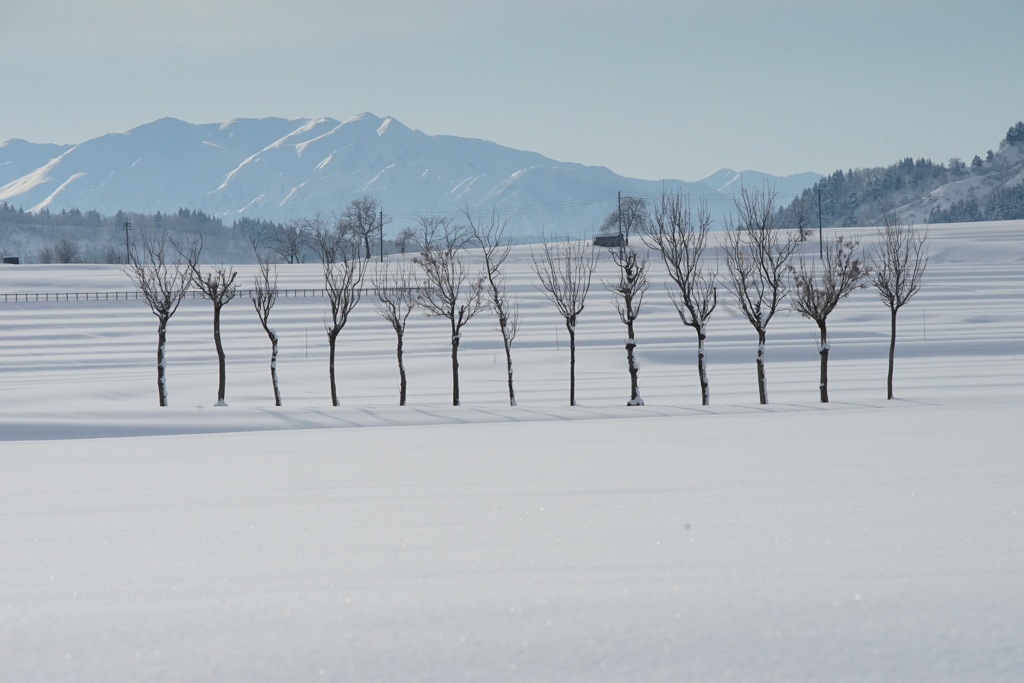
[894,143,1024,223]
[0,138,72,187]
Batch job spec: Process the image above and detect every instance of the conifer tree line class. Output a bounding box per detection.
[776,121,1024,229]
[118,189,928,409]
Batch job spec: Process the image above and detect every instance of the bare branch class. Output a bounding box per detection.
[790,235,870,402]
[871,213,929,399]
[321,249,367,407]
[372,261,419,405]
[414,229,484,406]
[722,185,800,404]
[872,213,929,314]
[121,229,191,407]
[644,190,718,404]
[466,208,520,404]
[604,245,650,405]
[338,196,391,260]
[530,236,599,406]
[251,252,282,406]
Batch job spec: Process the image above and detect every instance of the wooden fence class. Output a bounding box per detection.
[0,288,354,303]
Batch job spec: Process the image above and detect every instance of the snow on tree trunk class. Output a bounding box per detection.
[887,309,898,400]
[818,320,829,404]
[213,302,227,405]
[270,332,281,407]
[397,334,407,406]
[503,337,515,407]
[451,334,461,407]
[568,322,577,407]
[697,328,710,406]
[329,332,340,407]
[756,328,768,405]
[625,319,643,406]
[156,317,169,407]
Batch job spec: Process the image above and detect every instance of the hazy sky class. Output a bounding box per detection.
[2,0,1022,181]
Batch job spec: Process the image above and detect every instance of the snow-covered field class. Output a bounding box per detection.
[1,222,1022,681]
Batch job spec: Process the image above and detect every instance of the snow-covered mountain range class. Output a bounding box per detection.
[0,113,819,238]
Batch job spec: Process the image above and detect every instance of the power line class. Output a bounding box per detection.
[384,187,803,222]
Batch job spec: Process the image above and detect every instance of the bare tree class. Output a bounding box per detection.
[306,213,349,264]
[795,211,813,243]
[645,191,718,405]
[530,238,599,406]
[338,196,391,260]
[723,185,800,405]
[55,238,81,264]
[179,236,238,406]
[37,239,81,264]
[394,227,419,255]
[251,252,282,406]
[122,231,192,407]
[267,219,308,264]
[372,261,419,405]
[317,243,366,407]
[871,213,929,400]
[416,215,447,251]
[605,245,650,406]
[101,244,125,264]
[467,209,520,406]
[414,228,484,406]
[598,195,648,242]
[790,235,870,403]
[416,214,470,252]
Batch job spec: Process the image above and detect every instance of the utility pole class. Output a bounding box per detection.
[123,218,131,264]
[379,208,384,263]
[617,191,624,252]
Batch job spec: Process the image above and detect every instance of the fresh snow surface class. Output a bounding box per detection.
[1,223,1023,682]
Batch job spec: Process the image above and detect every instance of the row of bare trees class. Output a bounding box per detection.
[637,187,927,405]
[122,233,241,407]
[255,196,428,265]
[122,189,927,409]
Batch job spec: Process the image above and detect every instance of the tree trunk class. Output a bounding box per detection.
[697,327,710,406]
[818,320,829,404]
[887,308,898,400]
[328,331,339,407]
[270,332,281,407]
[567,321,577,407]
[156,317,169,407]
[503,335,515,406]
[756,328,768,405]
[625,318,642,405]
[451,334,461,406]
[213,302,227,405]
[397,333,407,406]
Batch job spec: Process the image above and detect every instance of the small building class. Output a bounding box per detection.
[2,256,19,265]
[593,234,627,248]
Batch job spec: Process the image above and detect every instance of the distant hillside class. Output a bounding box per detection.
[0,113,816,245]
[777,122,1024,228]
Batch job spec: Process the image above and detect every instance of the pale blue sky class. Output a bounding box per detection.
[2,0,1022,181]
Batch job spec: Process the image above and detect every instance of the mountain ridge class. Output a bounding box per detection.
[0,114,818,238]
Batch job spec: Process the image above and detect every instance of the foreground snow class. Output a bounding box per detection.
[2,402,1022,681]
[1,223,1022,680]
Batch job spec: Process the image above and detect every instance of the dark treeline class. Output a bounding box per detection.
[0,203,282,264]
[777,121,1024,229]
